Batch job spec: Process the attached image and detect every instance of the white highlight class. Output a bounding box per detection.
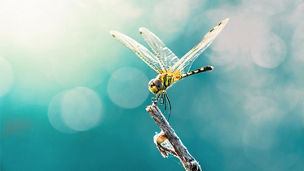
[0,0,68,50]
[107,67,149,109]
[0,57,14,97]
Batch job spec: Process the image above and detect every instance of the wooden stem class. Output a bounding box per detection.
[146,103,202,171]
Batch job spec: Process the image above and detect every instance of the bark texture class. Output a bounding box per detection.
[146,103,202,171]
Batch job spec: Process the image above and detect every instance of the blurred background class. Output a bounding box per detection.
[1,0,304,170]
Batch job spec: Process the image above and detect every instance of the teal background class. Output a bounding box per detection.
[1,0,304,170]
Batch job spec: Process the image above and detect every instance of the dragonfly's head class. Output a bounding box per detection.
[148,78,163,94]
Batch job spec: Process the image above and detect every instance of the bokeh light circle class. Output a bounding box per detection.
[251,33,286,68]
[0,57,14,97]
[48,91,75,134]
[48,87,102,133]
[107,67,149,109]
[61,87,102,131]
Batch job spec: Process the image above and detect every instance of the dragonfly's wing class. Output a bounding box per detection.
[139,27,179,71]
[170,18,229,73]
[110,30,163,73]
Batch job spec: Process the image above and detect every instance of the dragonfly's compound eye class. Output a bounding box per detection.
[153,78,162,87]
[148,79,162,94]
[148,79,154,87]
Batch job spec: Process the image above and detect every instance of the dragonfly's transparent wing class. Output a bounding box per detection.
[139,27,179,71]
[170,18,229,73]
[162,47,179,71]
[110,30,163,73]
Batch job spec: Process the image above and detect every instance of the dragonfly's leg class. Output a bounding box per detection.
[152,93,165,105]
[152,93,160,103]
[165,93,172,121]
[161,93,165,104]
[157,93,165,104]
[163,93,167,114]
[159,92,172,120]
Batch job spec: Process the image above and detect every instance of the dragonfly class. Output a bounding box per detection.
[110,18,229,119]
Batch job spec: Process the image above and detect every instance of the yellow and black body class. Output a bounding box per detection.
[148,65,214,95]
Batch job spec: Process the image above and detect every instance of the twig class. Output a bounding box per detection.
[146,103,202,171]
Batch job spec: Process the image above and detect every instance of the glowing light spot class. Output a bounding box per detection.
[48,91,75,134]
[0,57,14,97]
[0,0,69,50]
[48,87,102,133]
[107,67,149,109]
[61,87,102,131]
[251,33,286,68]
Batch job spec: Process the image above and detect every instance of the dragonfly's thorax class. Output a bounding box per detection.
[148,72,181,94]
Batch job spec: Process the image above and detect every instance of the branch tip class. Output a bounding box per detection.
[146,102,202,171]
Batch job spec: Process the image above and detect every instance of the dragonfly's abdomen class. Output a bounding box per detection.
[181,66,214,78]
